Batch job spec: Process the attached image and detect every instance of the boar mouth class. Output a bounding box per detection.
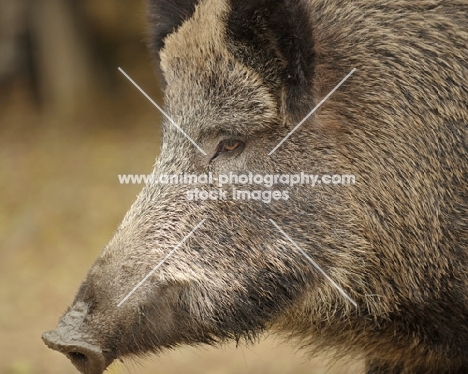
[42,329,111,374]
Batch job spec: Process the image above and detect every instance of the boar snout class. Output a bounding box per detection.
[42,301,112,374]
[42,329,106,374]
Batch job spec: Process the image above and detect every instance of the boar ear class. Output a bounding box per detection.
[147,0,201,52]
[226,0,315,119]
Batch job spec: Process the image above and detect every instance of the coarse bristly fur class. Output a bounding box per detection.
[42,1,468,374]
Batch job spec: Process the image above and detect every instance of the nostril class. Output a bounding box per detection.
[42,329,109,374]
[67,351,88,363]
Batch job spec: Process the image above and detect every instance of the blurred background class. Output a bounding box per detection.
[0,1,362,373]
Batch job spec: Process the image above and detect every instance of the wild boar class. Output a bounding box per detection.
[43,0,468,373]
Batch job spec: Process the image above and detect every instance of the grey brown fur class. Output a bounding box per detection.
[42,1,468,373]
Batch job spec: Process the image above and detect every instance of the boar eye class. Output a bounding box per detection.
[211,139,245,161]
[221,139,242,152]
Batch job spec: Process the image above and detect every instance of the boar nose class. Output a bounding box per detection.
[42,329,107,374]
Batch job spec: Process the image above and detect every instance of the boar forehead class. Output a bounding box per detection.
[159,0,280,137]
